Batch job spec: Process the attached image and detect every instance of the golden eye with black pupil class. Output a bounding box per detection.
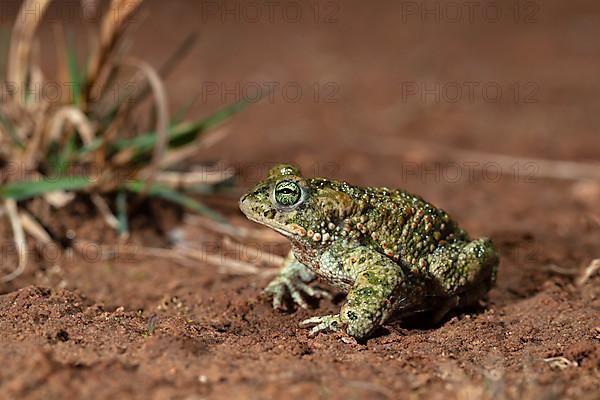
[274,181,301,207]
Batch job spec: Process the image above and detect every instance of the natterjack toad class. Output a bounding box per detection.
[239,164,499,340]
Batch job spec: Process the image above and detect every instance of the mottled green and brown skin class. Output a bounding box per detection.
[239,164,499,340]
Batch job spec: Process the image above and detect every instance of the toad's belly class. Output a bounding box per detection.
[292,245,354,292]
[315,266,354,292]
[315,250,355,292]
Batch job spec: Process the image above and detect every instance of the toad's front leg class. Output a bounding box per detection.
[300,245,419,340]
[264,251,331,310]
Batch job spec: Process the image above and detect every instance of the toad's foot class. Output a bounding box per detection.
[299,314,343,336]
[263,272,331,310]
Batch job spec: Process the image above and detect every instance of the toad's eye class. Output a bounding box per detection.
[274,180,302,207]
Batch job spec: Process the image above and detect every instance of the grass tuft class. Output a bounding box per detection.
[0,0,250,281]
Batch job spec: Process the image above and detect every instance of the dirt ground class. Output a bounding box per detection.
[1,0,599,399]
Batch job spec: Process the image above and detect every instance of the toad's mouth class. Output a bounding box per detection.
[239,199,294,238]
[244,214,293,238]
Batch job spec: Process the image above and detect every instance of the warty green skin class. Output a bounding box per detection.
[239,164,499,340]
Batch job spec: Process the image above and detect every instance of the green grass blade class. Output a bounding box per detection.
[78,99,248,158]
[66,32,83,106]
[115,98,249,153]
[116,190,129,236]
[171,93,200,125]
[0,176,91,201]
[56,136,78,173]
[125,181,226,223]
[79,97,251,158]
[78,137,103,155]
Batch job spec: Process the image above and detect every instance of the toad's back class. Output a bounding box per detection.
[315,179,468,273]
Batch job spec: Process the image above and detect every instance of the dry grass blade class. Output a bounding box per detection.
[186,215,285,243]
[28,39,45,108]
[91,194,120,230]
[2,199,27,282]
[120,57,169,191]
[52,22,69,87]
[543,357,578,369]
[0,133,9,158]
[48,106,96,145]
[115,32,198,115]
[91,99,130,167]
[86,0,144,100]
[71,240,136,261]
[6,0,52,99]
[156,33,198,78]
[352,135,600,181]
[19,209,53,245]
[21,102,50,168]
[0,103,31,146]
[28,62,46,104]
[158,126,231,170]
[155,169,235,189]
[577,259,600,286]
[543,264,578,277]
[143,246,278,276]
[191,250,262,275]
[43,191,75,208]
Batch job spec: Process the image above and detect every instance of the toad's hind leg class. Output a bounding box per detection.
[301,245,423,340]
[427,238,499,311]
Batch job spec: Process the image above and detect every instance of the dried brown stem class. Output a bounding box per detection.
[48,106,96,145]
[119,57,170,193]
[85,0,144,103]
[154,170,234,189]
[6,0,51,99]
[2,200,27,282]
[142,246,279,276]
[185,215,285,244]
[577,259,600,286]
[352,135,600,181]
